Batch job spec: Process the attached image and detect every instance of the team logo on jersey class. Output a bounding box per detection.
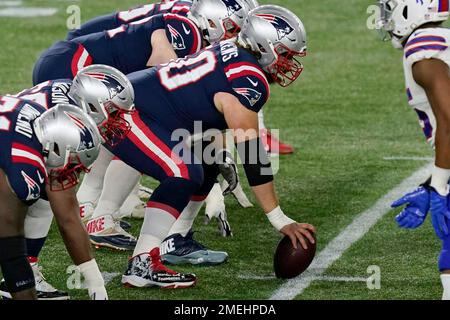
[233,87,262,107]
[85,72,125,100]
[256,14,295,41]
[167,24,186,51]
[222,0,243,17]
[65,111,96,152]
[21,171,41,201]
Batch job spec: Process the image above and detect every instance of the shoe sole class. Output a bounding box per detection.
[90,239,134,251]
[162,253,229,266]
[121,275,196,289]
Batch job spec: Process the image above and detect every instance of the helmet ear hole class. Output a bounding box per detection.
[402,6,408,20]
[53,143,60,157]
[88,103,97,113]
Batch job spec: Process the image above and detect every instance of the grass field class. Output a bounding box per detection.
[0,0,443,300]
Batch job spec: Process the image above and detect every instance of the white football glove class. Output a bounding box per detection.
[204,183,233,237]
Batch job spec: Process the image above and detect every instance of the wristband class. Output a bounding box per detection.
[267,206,295,231]
[430,165,450,196]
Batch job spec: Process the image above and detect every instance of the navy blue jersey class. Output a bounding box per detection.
[14,80,74,110]
[67,1,192,40]
[0,96,47,205]
[72,13,202,75]
[128,41,270,133]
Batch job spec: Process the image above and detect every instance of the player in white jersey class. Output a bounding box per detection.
[376,0,450,299]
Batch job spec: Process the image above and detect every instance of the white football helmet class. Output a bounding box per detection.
[237,5,307,87]
[69,64,135,146]
[33,104,102,191]
[377,0,449,48]
[189,0,258,43]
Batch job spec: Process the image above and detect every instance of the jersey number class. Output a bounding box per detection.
[0,96,21,131]
[117,4,155,22]
[158,51,217,91]
[14,81,49,109]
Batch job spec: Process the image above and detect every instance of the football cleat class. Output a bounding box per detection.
[87,215,137,251]
[121,248,197,289]
[0,261,69,300]
[161,230,229,266]
[260,128,294,155]
[79,201,95,224]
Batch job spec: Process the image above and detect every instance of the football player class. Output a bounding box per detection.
[0,101,105,300]
[34,0,255,257]
[103,5,315,288]
[376,0,450,299]
[66,0,193,40]
[0,65,135,300]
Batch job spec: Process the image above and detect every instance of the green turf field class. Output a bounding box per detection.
[0,0,443,300]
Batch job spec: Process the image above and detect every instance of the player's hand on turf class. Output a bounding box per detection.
[216,150,238,196]
[391,186,430,229]
[281,223,316,250]
[430,188,450,239]
[89,286,108,300]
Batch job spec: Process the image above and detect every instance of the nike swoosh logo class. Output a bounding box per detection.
[37,170,45,184]
[247,77,258,87]
[182,23,191,35]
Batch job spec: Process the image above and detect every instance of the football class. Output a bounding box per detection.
[274,234,316,279]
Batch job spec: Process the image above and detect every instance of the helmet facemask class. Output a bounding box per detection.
[47,153,90,191]
[267,44,306,87]
[377,0,397,41]
[99,101,134,147]
[222,18,242,40]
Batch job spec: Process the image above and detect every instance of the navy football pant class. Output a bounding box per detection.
[32,41,92,85]
[109,111,219,216]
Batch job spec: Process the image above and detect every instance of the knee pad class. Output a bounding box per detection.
[0,236,35,293]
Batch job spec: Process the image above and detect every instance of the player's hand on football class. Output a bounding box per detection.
[430,188,450,239]
[281,223,316,250]
[391,186,430,229]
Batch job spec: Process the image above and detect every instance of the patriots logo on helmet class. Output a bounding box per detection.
[65,111,96,152]
[21,171,41,201]
[167,24,186,51]
[222,0,243,17]
[233,87,262,107]
[256,14,295,41]
[85,72,125,100]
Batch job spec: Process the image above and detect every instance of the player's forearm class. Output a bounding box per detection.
[56,215,93,265]
[251,182,278,213]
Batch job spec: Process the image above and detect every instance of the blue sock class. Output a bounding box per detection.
[25,237,47,259]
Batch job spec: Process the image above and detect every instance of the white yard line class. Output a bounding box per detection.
[0,1,23,6]
[270,162,433,300]
[0,7,58,17]
[383,156,433,161]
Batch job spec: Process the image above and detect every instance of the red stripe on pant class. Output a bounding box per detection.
[71,44,93,77]
[147,201,180,219]
[128,112,190,179]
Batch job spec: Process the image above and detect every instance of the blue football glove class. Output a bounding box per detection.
[391,186,430,229]
[430,188,450,239]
